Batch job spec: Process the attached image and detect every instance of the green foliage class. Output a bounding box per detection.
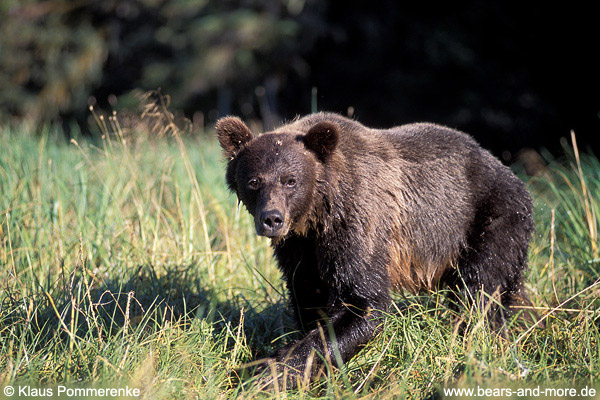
[0,1,106,121]
[0,113,599,398]
[0,0,317,125]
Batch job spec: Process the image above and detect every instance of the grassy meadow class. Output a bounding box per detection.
[0,106,599,399]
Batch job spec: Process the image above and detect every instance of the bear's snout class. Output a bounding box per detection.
[258,209,286,237]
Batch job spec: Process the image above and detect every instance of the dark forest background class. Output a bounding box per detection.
[1,0,598,161]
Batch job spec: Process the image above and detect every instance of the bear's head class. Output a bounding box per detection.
[216,117,339,238]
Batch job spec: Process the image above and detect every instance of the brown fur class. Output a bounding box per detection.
[216,112,537,389]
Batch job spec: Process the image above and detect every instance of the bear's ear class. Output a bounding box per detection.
[302,121,339,162]
[215,116,254,158]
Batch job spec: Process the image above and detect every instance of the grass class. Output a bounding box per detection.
[0,104,598,399]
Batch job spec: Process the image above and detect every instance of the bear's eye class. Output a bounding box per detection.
[284,177,297,188]
[247,178,261,190]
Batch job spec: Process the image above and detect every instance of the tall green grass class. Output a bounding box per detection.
[0,107,598,399]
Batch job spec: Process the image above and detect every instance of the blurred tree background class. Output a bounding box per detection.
[0,0,598,159]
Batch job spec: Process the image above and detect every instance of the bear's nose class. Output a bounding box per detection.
[260,210,284,235]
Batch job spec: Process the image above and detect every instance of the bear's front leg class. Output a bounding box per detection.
[258,295,388,390]
[260,232,392,389]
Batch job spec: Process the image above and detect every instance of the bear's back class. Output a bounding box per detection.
[284,113,484,165]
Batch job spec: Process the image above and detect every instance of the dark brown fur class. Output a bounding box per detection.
[216,112,536,389]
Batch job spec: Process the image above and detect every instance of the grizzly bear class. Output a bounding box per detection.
[216,112,535,388]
